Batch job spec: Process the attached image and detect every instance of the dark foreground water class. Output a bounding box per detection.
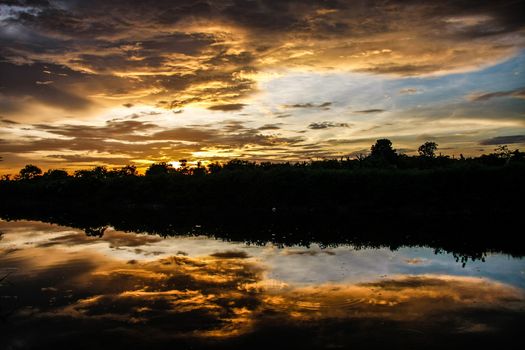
[0,220,524,349]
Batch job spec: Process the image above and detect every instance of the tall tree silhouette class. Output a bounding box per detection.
[370,139,398,164]
[418,142,438,158]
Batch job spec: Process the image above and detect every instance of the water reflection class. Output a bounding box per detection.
[1,220,524,349]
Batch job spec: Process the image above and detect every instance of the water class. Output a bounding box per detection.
[1,220,524,349]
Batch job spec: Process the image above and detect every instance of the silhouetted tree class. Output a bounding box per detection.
[145,162,174,176]
[111,165,137,177]
[511,149,525,162]
[418,141,438,158]
[191,161,206,176]
[370,139,398,164]
[19,164,42,180]
[494,145,511,158]
[207,162,222,174]
[224,159,256,170]
[74,166,107,179]
[488,145,519,166]
[44,169,69,179]
[177,159,190,175]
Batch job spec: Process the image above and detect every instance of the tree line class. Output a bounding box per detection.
[3,139,524,181]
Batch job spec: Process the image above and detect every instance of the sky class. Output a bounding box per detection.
[1,0,525,174]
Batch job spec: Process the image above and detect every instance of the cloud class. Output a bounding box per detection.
[467,87,525,102]
[207,103,246,111]
[274,113,292,119]
[258,124,281,131]
[399,88,422,95]
[43,154,136,165]
[32,119,160,141]
[479,135,525,145]
[0,117,307,169]
[35,230,162,248]
[353,109,385,114]
[0,60,92,110]
[405,258,428,265]
[308,121,350,130]
[284,102,332,109]
[325,137,379,146]
[0,0,523,118]
[355,64,442,76]
[0,117,19,125]
[209,251,250,259]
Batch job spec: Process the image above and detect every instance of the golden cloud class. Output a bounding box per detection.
[1,0,524,115]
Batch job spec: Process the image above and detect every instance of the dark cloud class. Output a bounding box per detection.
[42,154,134,165]
[284,250,335,256]
[33,119,159,141]
[0,117,19,125]
[258,124,281,130]
[0,60,91,110]
[355,64,442,76]
[479,135,525,145]
[467,87,525,102]
[34,230,161,249]
[207,103,246,111]
[209,251,250,259]
[284,102,332,109]
[353,109,385,114]
[218,120,248,133]
[308,121,349,130]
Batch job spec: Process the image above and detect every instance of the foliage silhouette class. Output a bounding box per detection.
[74,166,108,179]
[145,162,175,176]
[18,164,42,180]
[370,138,398,165]
[418,141,438,158]
[43,169,69,180]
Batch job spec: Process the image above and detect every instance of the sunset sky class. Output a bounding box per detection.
[1,0,525,173]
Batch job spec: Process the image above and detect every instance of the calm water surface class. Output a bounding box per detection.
[1,220,524,349]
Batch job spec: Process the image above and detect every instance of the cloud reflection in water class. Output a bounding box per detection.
[0,220,524,349]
